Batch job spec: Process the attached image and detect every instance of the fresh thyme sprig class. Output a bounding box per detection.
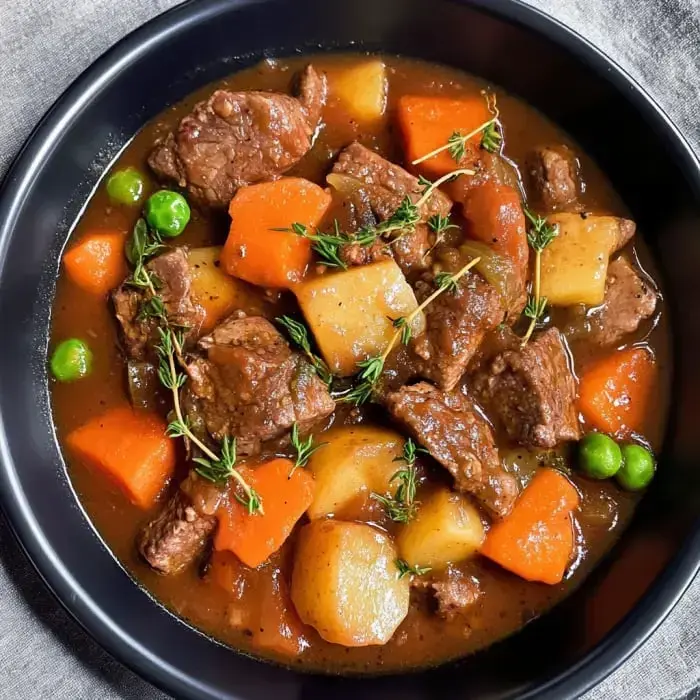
[395,559,432,580]
[289,422,326,477]
[371,439,426,523]
[275,315,334,387]
[339,256,481,405]
[155,326,263,514]
[520,208,559,346]
[125,218,163,293]
[412,92,501,165]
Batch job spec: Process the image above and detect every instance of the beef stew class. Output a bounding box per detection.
[49,54,669,673]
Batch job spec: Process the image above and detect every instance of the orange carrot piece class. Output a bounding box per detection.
[215,458,314,568]
[63,230,127,296]
[463,181,529,277]
[66,407,175,508]
[396,95,492,178]
[221,178,332,289]
[579,347,656,438]
[481,469,580,585]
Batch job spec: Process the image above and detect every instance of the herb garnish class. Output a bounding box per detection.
[125,218,163,294]
[395,559,432,580]
[339,256,481,405]
[275,315,334,387]
[289,423,326,477]
[520,209,559,345]
[412,92,501,166]
[371,439,426,523]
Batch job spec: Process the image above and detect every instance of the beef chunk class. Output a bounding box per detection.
[137,475,218,575]
[474,328,581,448]
[384,382,518,518]
[331,142,453,273]
[112,248,205,360]
[566,256,657,347]
[411,272,504,391]
[527,146,581,212]
[183,316,335,455]
[149,65,326,208]
[430,569,482,620]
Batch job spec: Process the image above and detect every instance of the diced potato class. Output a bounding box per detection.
[332,60,387,122]
[540,214,635,306]
[306,425,404,520]
[294,259,425,376]
[188,247,267,331]
[397,488,485,570]
[291,520,409,646]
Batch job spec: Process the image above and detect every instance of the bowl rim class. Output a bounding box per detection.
[0,0,699,698]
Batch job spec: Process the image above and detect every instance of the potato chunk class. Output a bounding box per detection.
[397,488,485,570]
[306,425,404,519]
[291,520,409,646]
[294,259,425,376]
[188,247,267,331]
[540,214,635,306]
[332,60,387,122]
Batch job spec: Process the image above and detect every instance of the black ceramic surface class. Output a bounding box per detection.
[0,0,699,698]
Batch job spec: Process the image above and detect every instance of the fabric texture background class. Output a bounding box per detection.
[0,0,698,698]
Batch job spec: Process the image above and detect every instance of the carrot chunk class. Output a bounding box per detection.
[396,95,492,178]
[579,347,656,438]
[66,407,175,508]
[215,458,314,568]
[463,181,529,274]
[221,178,332,289]
[481,468,580,585]
[62,230,128,296]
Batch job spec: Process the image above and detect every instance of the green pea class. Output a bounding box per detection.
[578,432,622,480]
[616,444,655,491]
[106,167,145,205]
[145,190,191,237]
[50,339,93,382]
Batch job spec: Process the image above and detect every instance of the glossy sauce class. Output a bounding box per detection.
[50,54,670,673]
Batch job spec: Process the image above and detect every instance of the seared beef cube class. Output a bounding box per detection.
[566,256,657,347]
[184,316,335,455]
[331,142,453,274]
[137,476,218,575]
[149,65,326,208]
[527,145,581,212]
[411,271,504,391]
[112,248,205,360]
[474,327,581,448]
[384,383,518,519]
[430,568,482,620]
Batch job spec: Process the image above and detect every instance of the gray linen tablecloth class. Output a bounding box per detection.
[1,1,699,698]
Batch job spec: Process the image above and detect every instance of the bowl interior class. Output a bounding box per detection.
[0,0,699,698]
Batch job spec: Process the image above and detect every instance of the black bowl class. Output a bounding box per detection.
[1,0,699,698]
